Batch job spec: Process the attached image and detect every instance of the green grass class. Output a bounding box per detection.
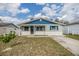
[65,34,79,40]
[0,36,73,56]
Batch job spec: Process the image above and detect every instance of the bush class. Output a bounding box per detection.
[0,31,16,43]
[2,34,10,43]
[8,31,13,39]
[0,35,4,41]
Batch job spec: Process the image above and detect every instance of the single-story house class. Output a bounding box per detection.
[0,23,20,35]
[63,21,79,35]
[19,18,63,35]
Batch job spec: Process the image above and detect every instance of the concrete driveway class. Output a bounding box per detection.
[50,35,79,56]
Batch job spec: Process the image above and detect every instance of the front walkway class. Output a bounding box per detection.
[50,35,79,56]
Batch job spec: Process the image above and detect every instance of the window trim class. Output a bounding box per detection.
[50,26,58,31]
[36,26,45,31]
[23,26,29,31]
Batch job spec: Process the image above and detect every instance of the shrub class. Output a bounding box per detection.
[13,31,16,38]
[0,35,4,41]
[0,31,16,43]
[8,31,13,39]
[2,34,10,43]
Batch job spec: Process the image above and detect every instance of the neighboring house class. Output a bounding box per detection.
[63,21,79,35]
[0,23,20,35]
[19,18,63,35]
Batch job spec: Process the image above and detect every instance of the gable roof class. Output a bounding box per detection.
[26,19,57,24]
[19,18,62,26]
[0,23,19,28]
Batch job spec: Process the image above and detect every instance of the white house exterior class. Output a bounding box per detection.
[0,23,20,36]
[63,22,79,35]
[19,19,63,35]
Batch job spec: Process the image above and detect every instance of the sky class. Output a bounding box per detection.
[0,3,79,24]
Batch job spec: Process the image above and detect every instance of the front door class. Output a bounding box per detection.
[30,26,34,34]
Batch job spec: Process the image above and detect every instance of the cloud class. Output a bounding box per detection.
[60,3,79,22]
[33,13,49,19]
[0,16,24,24]
[0,3,31,24]
[0,3,30,16]
[36,3,46,5]
[0,3,20,16]
[19,8,30,14]
[42,6,56,17]
[34,13,41,18]
[57,15,67,20]
[45,4,50,7]
[51,4,57,10]
[34,4,61,20]
[41,4,63,18]
[41,3,63,18]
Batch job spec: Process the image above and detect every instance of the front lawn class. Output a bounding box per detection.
[65,34,79,40]
[0,36,73,56]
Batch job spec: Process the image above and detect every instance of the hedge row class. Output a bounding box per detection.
[0,31,16,43]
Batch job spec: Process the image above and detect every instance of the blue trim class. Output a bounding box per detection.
[26,19,57,24]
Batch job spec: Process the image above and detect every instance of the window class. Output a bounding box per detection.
[36,26,45,31]
[50,26,58,31]
[40,26,45,31]
[36,27,39,31]
[24,27,29,31]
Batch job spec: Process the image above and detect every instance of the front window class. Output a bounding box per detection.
[36,26,45,31]
[50,26,58,31]
[24,26,29,31]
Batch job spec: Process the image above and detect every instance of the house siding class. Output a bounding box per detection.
[63,24,79,35]
[45,24,63,35]
[20,24,63,35]
[0,27,7,35]
[0,25,20,36]
[19,19,63,36]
